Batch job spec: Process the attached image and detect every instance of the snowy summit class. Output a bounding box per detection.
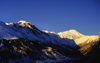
[57,29,85,39]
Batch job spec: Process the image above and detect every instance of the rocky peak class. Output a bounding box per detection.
[18,20,29,24]
[18,20,33,29]
[18,20,32,25]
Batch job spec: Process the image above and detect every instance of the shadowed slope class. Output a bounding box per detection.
[60,34,100,63]
[0,38,82,63]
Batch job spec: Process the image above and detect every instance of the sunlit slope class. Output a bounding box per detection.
[75,35,99,47]
[78,34,100,55]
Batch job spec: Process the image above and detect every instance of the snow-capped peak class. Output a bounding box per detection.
[57,29,85,39]
[5,20,29,26]
[17,20,35,30]
[18,20,29,24]
[18,20,32,26]
[68,29,78,32]
[43,29,85,40]
[58,29,80,34]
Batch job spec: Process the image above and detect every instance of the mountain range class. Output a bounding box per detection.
[0,20,100,63]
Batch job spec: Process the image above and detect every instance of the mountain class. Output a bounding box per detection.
[0,20,100,63]
[43,30,100,47]
[59,34,100,63]
[44,29,85,40]
[0,21,82,63]
[43,30,78,47]
[75,35,100,63]
[0,21,79,48]
[57,29,85,40]
[37,27,100,63]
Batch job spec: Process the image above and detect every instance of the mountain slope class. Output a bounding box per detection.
[43,30,78,48]
[0,21,78,48]
[60,34,100,63]
[0,38,82,63]
[75,35,99,47]
[0,21,82,62]
[79,35,100,55]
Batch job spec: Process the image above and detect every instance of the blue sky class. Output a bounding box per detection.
[0,0,100,35]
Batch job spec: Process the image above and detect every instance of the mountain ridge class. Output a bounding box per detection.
[43,29,85,40]
[0,21,78,48]
[0,20,100,63]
